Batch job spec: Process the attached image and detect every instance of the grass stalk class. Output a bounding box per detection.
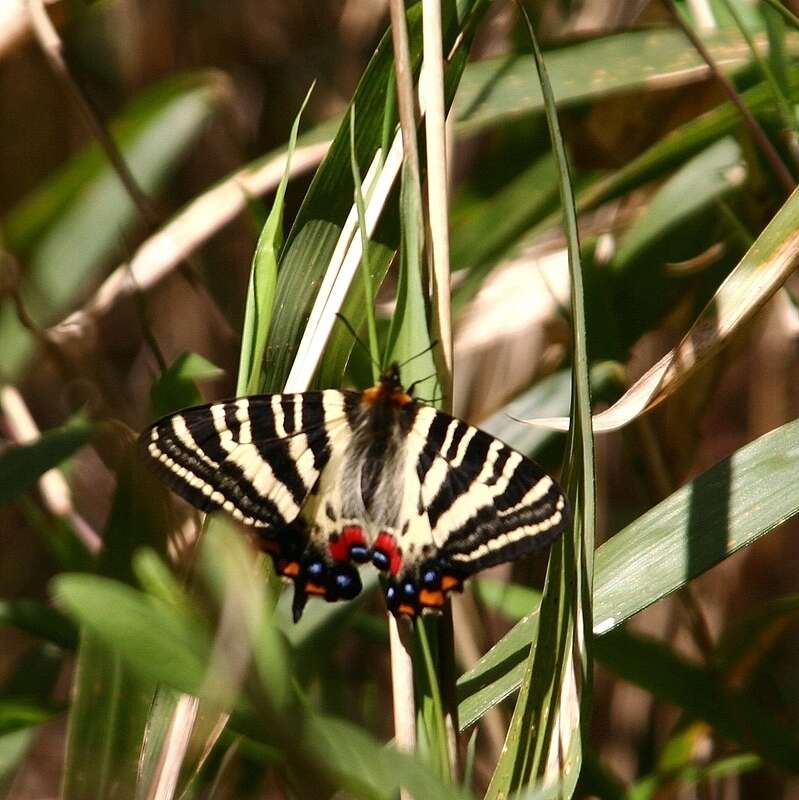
[663,0,796,195]
[422,0,453,406]
[387,0,422,767]
[761,0,799,30]
[717,0,799,168]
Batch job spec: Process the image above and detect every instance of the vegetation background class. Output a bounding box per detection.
[1,0,799,798]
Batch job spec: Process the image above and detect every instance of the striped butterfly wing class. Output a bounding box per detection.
[140,390,351,530]
[382,406,569,616]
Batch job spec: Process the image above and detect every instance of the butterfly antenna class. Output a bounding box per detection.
[398,340,439,369]
[335,313,382,372]
[407,371,439,396]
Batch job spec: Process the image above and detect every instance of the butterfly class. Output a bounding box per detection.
[139,364,570,621]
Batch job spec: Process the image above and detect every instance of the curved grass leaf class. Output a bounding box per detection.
[459,416,799,730]
[238,87,313,396]
[53,575,211,697]
[57,436,173,800]
[306,716,470,800]
[452,28,798,134]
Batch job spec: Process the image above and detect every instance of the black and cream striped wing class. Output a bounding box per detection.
[139,390,352,530]
[410,406,570,575]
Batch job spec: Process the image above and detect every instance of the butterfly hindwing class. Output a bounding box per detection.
[379,406,569,616]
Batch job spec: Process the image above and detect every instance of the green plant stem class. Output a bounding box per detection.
[416,618,452,782]
[387,0,423,770]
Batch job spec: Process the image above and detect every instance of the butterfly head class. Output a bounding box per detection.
[362,364,414,409]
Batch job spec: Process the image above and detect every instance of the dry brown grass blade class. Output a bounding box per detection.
[523,190,799,432]
[422,0,453,407]
[45,142,329,345]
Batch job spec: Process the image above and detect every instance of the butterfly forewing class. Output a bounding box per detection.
[141,390,351,528]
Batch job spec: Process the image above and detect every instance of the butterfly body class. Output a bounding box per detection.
[141,365,570,621]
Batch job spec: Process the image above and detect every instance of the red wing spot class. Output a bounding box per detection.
[390,549,403,576]
[374,531,403,575]
[329,525,366,561]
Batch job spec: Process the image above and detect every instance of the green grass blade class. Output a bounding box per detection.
[53,574,211,697]
[485,7,594,797]
[459,415,799,729]
[238,86,313,395]
[261,1,484,393]
[55,434,173,800]
[452,28,798,134]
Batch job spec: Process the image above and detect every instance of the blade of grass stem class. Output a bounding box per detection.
[421,0,459,773]
[417,618,452,781]
[284,139,400,393]
[485,4,594,795]
[238,86,313,395]
[350,106,381,381]
[386,0,448,782]
[422,0,453,405]
[387,0,427,778]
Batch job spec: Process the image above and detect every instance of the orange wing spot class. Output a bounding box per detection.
[441,575,462,592]
[398,603,418,617]
[419,589,445,607]
[280,561,301,578]
[305,582,327,596]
